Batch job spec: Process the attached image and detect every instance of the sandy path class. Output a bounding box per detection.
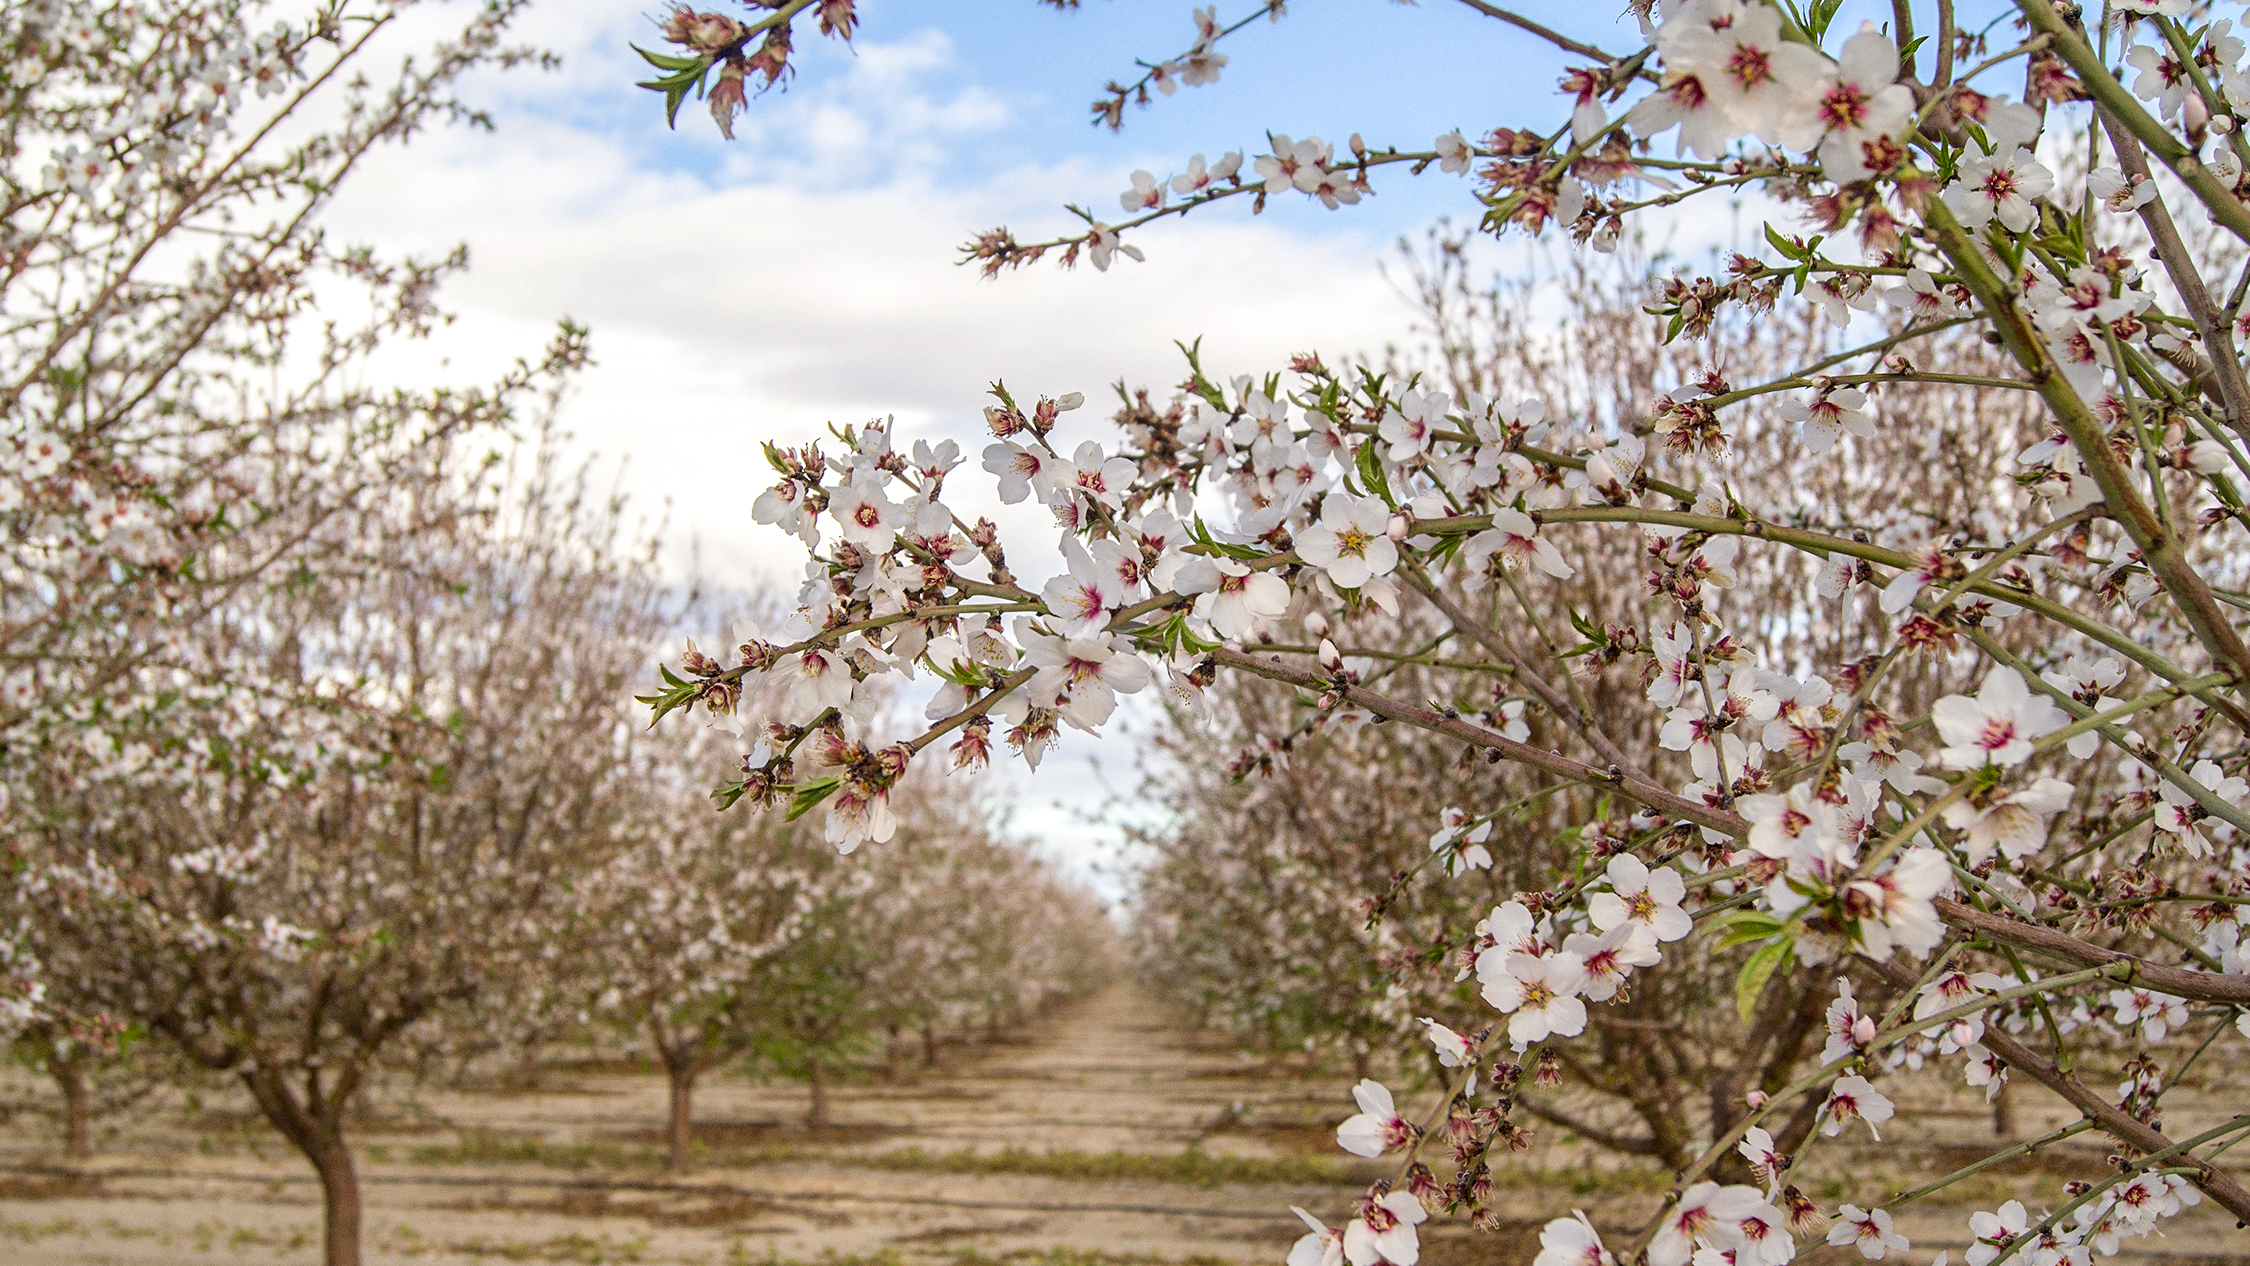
[0,984,1351,1265]
[3,983,2247,1266]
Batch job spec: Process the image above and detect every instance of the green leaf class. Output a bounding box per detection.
[635,60,712,130]
[1735,937,1792,1023]
[785,777,842,822]
[636,680,699,726]
[1763,223,1804,261]
[1713,909,1788,949]
[631,44,708,71]
[1187,516,1266,561]
[1354,440,1394,506]
[1804,0,1846,41]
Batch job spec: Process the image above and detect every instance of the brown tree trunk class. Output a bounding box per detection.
[884,1023,901,1083]
[806,1057,830,1128]
[55,1057,90,1159]
[310,1134,363,1266]
[921,1022,937,1067]
[666,1064,697,1171]
[244,1067,365,1266]
[1992,1079,2017,1137]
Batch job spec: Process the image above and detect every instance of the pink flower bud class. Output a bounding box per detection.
[1745,1089,1768,1108]
[1386,513,1409,541]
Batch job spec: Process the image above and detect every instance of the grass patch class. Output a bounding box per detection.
[848,1145,1365,1188]
[409,1129,1359,1188]
[385,1223,653,1263]
[406,1128,797,1172]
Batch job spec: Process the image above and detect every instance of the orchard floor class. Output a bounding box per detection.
[1,984,2246,1266]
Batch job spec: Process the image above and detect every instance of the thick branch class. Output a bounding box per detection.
[1934,898,2250,1005]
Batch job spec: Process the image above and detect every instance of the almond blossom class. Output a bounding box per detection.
[1588,854,1693,948]
[1420,1019,1474,1067]
[1176,555,1290,640]
[1335,1078,1415,1157]
[1931,667,2067,768]
[627,1,2250,1253]
[1171,150,1242,194]
[1812,27,1915,180]
[1941,146,2054,233]
[1562,924,1660,1002]
[2152,759,2247,857]
[1964,1200,2029,1266]
[1465,508,1575,579]
[829,471,909,548]
[1289,1208,1348,1266]
[1821,1074,1896,1139]
[1781,386,1873,454]
[1297,494,1400,589]
[1940,778,2075,865]
[2109,988,2189,1043]
[1531,1213,1613,1266]
[1480,950,1589,1048]
[1119,169,1163,212]
[1344,1189,1427,1266]
[1828,1205,1910,1259]
[1043,538,1127,636]
[1647,1183,1773,1266]
[984,441,1075,504]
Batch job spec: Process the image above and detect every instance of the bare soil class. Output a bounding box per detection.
[1,984,2244,1265]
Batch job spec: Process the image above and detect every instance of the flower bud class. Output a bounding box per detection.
[1405,1162,1441,1202]
[1744,1089,1768,1109]
[2215,114,2237,134]
[1319,638,1343,672]
[1304,611,1330,638]
[2185,93,2211,136]
[1386,513,1410,541]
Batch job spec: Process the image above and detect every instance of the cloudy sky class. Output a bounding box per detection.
[329,0,1719,893]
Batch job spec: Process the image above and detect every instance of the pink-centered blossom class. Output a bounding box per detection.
[1335,1078,1414,1157]
[1931,667,2066,768]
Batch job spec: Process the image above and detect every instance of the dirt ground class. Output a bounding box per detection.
[2,983,2246,1265]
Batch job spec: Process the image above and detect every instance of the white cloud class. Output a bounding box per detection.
[332,25,1416,592]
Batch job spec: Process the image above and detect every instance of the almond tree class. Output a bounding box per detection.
[0,0,579,1068]
[644,3,2250,1260]
[16,425,669,1266]
[580,721,833,1170]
